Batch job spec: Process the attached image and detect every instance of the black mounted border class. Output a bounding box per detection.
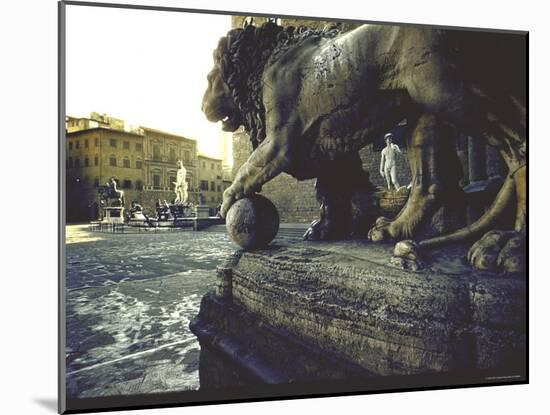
[58,1,529,413]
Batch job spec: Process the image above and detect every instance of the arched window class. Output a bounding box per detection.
[123,157,130,168]
[109,155,117,166]
[135,159,143,169]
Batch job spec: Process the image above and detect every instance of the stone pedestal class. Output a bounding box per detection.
[191,241,526,389]
[196,205,210,219]
[102,207,124,224]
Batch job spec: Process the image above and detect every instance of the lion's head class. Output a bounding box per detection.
[201,23,284,147]
[202,22,340,148]
[201,33,243,133]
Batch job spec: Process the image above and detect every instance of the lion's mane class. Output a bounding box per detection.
[214,21,340,149]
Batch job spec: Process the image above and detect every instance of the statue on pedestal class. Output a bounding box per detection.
[380,133,402,192]
[99,177,125,207]
[174,160,189,205]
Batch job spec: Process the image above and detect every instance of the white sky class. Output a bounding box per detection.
[65,5,232,159]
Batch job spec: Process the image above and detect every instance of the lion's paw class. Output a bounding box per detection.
[390,240,425,271]
[303,219,329,241]
[368,216,396,241]
[467,230,525,273]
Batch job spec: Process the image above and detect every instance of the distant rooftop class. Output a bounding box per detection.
[65,113,198,143]
[198,153,223,162]
[140,126,197,142]
[66,126,144,138]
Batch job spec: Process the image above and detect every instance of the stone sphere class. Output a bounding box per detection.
[226,195,280,249]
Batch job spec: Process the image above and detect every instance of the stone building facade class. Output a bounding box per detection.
[66,112,124,133]
[66,126,147,221]
[139,127,198,193]
[198,155,225,209]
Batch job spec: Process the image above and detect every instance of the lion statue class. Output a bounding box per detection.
[202,21,526,273]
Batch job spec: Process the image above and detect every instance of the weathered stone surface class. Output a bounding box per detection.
[226,195,280,249]
[191,294,371,388]
[192,240,525,385]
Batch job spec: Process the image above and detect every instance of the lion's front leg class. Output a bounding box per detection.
[220,129,293,218]
[304,153,377,240]
[369,113,464,241]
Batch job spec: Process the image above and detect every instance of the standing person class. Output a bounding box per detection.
[380,132,402,191]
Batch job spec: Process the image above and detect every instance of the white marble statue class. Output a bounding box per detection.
[174,160,189,204]
[380,133,402,191]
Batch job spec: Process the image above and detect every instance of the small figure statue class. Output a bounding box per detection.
[99,177,125,207]
[174,160,189,205]
[130,201,143,213]
[380,133,402,191]
[155,199,173,221]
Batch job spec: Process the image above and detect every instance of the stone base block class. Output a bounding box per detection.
[191,240,526,388]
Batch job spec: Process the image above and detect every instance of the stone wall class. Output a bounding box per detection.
[232,129,412,223]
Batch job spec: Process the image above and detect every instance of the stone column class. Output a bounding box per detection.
[456,134,469,187]
[468,136,487,183]
[486,145,507,180]
[466,137,487,224]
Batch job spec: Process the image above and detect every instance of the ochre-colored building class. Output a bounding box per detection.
[67,127,145,191]
[198,155,224,209]
[66,126,145,221]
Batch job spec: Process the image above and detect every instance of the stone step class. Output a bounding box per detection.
[201,223,309,240]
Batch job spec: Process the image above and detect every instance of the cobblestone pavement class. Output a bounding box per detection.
[64,225,236,398]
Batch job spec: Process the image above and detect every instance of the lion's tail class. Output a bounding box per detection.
[418,175,515,248]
